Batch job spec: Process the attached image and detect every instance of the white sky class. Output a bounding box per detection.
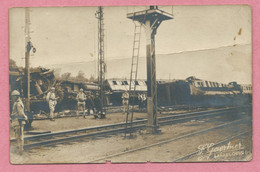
[9,5,251,67]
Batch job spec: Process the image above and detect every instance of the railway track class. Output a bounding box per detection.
[10,106,250,150]
[32,105,227,120]
[173,129,251,162]
[89,117,251,163]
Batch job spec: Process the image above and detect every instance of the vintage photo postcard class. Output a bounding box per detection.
[9,5,252,164]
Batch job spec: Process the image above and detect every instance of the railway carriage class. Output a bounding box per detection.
[157,76,252,108]
[10,64,252,130]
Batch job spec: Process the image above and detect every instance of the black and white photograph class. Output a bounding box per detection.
[9,5,252,163]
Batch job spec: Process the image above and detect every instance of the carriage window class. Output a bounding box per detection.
[112,81,117,85]
[205,81,209,87]
[135,81,139,85]
[122,81,128,85]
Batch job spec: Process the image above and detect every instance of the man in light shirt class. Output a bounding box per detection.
[46,87,57,121]
[76,88,86,118]
[10,90,28,154]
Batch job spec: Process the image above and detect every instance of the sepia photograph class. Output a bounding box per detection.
[9,5,252,164]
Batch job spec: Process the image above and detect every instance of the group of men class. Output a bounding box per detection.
[46,87,103,120]
[45,87,103,120]
[10,89,57,154]
[10,88,147,154]
[10,87,103,154]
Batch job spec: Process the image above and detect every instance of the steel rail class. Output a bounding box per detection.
[12,107,239,143]
[173,129,251,162]
[32,105,244,121]
[11,106,250,150]
[88,117,251,163]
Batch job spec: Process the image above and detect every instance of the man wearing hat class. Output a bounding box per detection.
[10,90,28,154]
[46,87,57,121]
[76,88,86,117]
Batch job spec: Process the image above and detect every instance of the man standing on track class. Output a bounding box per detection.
[46,87,57,121]
[76,88,87,118]
[10,90,28,155]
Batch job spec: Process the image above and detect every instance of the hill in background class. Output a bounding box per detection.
[47,44,251,84]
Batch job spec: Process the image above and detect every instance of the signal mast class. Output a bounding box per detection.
[95,6,106,118]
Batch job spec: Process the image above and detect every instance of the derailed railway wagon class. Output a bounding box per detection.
[103,77,252,108]
[9,66,101,129]
[9,67,57,129]
[104,79,148,106]
[157,76,252,108]
[10,63,252,129]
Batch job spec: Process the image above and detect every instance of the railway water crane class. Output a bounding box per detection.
[125,6,173,135]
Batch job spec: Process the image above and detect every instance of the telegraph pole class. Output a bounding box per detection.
[24,8,31,112]
[24,8,36,112]
[96,6,106,118]
[127,6,173,133]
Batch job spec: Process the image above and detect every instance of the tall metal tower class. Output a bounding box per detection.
[95,6,106,118]
[127,6,173,133]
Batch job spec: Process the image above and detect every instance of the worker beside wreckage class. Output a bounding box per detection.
[46,87,57,121]
[138,93,147,110]
[76,88,87,118]
[10,90,28,154]
[86,92,95,117]
[93,92,102,119]
[122,91,129,114]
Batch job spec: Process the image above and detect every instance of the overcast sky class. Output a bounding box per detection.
[9,6,251,83]
[10,6,251,65]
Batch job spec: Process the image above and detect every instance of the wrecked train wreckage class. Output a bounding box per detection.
[10,67,58,129]
[10,65,100,129]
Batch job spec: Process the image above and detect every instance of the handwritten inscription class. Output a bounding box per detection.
[197,142,245,160]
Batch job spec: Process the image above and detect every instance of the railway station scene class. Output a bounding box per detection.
[9,6,252,163]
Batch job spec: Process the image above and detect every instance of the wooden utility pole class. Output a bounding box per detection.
[25,8,31,112]
[24,8,36,112]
